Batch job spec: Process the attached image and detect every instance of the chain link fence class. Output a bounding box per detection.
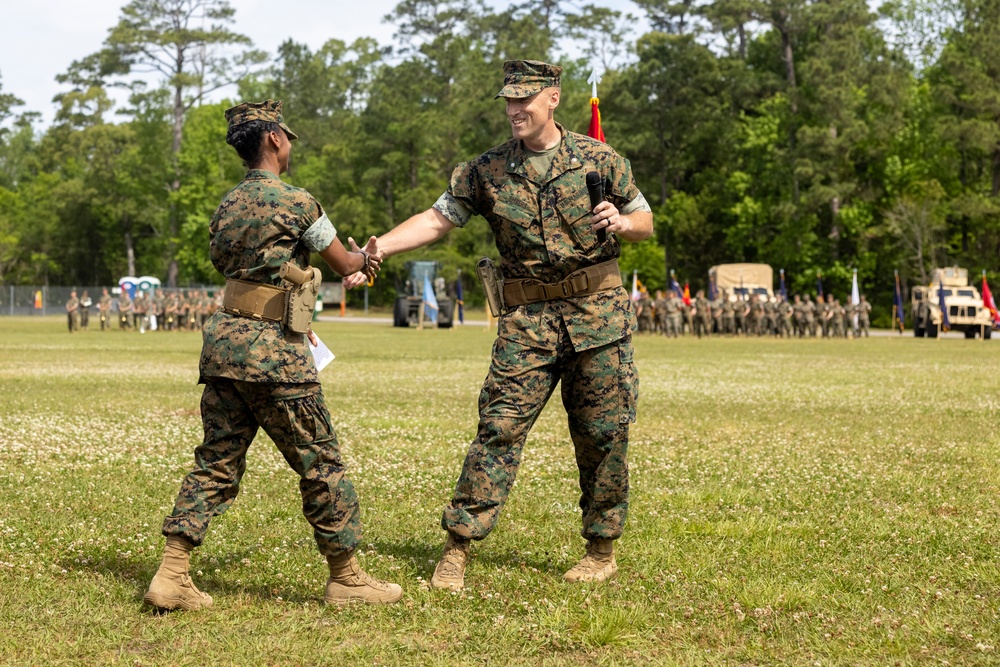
[0,285,223,316]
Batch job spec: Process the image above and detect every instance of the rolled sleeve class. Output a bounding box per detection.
[433,192,473,228]
[621,193,651,215]
[302,213,337,252]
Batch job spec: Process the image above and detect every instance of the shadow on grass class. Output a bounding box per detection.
[62,535,569,612]
[371,536,563,578]
[58,545,318,608]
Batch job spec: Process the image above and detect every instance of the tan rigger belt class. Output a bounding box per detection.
[223,279,287,321]
[503,259,623,307]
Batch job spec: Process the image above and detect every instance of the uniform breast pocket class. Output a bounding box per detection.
[492,200,535,228]
[558,186,597,251]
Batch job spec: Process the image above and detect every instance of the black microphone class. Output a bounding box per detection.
[586,170,607,243]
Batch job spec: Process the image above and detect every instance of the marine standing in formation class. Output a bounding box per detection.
[98,288,112,331]
[636,288,872,339]
[857,295,872,337]
[144,99,399,611]
[65,290,79,333]
[693,290,710,338]
[79,291,91,330]
[116,289,133,330]
[347,60,652,590]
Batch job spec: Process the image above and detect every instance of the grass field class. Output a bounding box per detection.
[1,317,999,666]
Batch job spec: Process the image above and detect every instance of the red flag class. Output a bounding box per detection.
[682,282,692,307]
[983,275,1000,327]
[588,97,605,143]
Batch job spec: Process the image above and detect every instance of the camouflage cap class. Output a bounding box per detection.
[494,60,563,100]
[223,99,299,141]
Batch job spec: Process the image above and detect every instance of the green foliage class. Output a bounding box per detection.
[2,319,1000,663]
[3,0,1000,310]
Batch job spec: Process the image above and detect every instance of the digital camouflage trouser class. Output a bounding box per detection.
[442,330,638,542]
[162,379,361,556]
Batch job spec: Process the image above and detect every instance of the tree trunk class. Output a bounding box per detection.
[779,22,800,206]
[992,143,1000,197]
[737,23,747,59]
[166,46,185,288]
[125,228,136,278]
[385,178,394,223]
[663,239,670,290]
[829,125,840,251]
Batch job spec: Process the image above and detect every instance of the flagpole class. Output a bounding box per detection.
[892,269,916,336]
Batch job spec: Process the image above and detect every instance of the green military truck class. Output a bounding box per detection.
[912,267,992,339]
[393,260,454,328]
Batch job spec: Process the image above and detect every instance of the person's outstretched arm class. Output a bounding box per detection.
[344,209,456,289]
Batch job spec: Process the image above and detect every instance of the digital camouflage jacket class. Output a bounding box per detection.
[436,124,644,352]
[199,169,336,383]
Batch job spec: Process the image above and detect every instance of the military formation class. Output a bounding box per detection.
[636,289,873,338]
[66,288,224,333]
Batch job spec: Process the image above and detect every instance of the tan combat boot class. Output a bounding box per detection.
[430,534,470,590]
[143,536,214,611]
[563,538,617,583]
[324,552,403,605]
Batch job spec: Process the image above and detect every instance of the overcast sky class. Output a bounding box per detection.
[2,0,646,127]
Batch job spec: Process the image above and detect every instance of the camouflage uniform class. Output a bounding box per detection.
[711,297,724,335]
[693,293,711,338]
[735,298,748,335]
[185,291,198,330]
[816,297,828,337]
[637,294,654,333]
[152,291,164,331]
[161,162,360,558]
[432,121,645,543]
[663,294,681,337]
[134,292,150,333]
[79,292,91,330]
[804,295,817,337]
[858,298,871,337]
[722,297,735,334]
[792,295,805,337]
[763,298,777,336]
[653,293,668,335]
[65,294,79,333]
[827,297,843,338]
[98,292,112,331]
[117,292,133,330]
[777,297,793,338]
[844,300,858,338]
[748,296,763,336]
[164,293,179,331]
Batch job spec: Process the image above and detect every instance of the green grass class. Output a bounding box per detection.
[1,317,999,666]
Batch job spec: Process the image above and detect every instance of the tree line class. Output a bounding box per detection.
[1,0,998,319]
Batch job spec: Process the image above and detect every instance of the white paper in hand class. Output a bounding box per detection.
[309,334,335,372]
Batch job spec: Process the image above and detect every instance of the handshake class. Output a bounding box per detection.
[343,235,386,289]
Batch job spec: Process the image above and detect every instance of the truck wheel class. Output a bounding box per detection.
[914,326,924,338]
[393,296,409,327]
[926,321,938,338]
[964,330,976,339]
[985,328,993,340]
[437,298,454,329]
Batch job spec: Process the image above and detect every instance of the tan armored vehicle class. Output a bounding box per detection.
[912,266,992,339]
[709,263,774,302]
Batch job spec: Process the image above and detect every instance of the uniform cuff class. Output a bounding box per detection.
[303,213,337,252]
[621,193,651,215]
[433,192,473,228]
